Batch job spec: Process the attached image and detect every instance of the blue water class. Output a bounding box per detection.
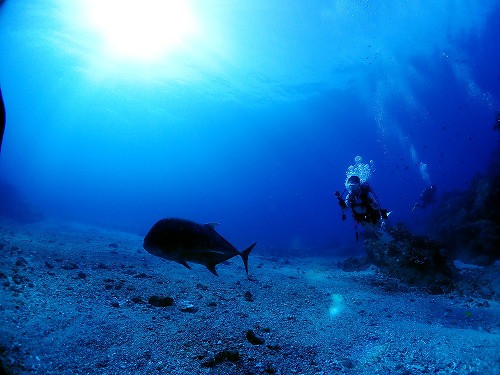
[0,0,499,251]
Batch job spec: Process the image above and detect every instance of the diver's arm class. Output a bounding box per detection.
[335,191,347,209]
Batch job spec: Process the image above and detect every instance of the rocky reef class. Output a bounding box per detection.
[340,141,500,296]
[339,222,499,298]
[426,151,500,265]
[366,224,457,294]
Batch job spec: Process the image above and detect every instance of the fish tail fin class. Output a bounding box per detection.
[241,242,257,274]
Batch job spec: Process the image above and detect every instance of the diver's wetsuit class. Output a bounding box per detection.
[346,183,388,225]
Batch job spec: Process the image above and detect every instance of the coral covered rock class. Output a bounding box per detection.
[428,146,500,265]
[363,223,457,294]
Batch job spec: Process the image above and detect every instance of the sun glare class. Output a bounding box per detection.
[84,0,198,61]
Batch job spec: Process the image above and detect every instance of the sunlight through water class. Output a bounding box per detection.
[83,0,199,61]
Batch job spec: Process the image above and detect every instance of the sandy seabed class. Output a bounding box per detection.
[0,219,499,375]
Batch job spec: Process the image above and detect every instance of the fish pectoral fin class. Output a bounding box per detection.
[176,259,191,270]
[206,263,219,276]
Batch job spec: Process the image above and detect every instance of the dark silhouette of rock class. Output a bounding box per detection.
[246,330,265,345]
[148,296,174,307]
[428,145,500,265]
[243,291,254,302]
[363,223,457,294]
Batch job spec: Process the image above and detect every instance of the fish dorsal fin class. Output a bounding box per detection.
[204,222,220,229]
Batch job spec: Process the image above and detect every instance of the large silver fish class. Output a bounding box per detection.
[143,218,256,276]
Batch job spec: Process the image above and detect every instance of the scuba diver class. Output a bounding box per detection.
[412,185,436,212]
[335,175,390,241]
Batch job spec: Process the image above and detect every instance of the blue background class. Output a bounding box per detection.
[1,0,499,252]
